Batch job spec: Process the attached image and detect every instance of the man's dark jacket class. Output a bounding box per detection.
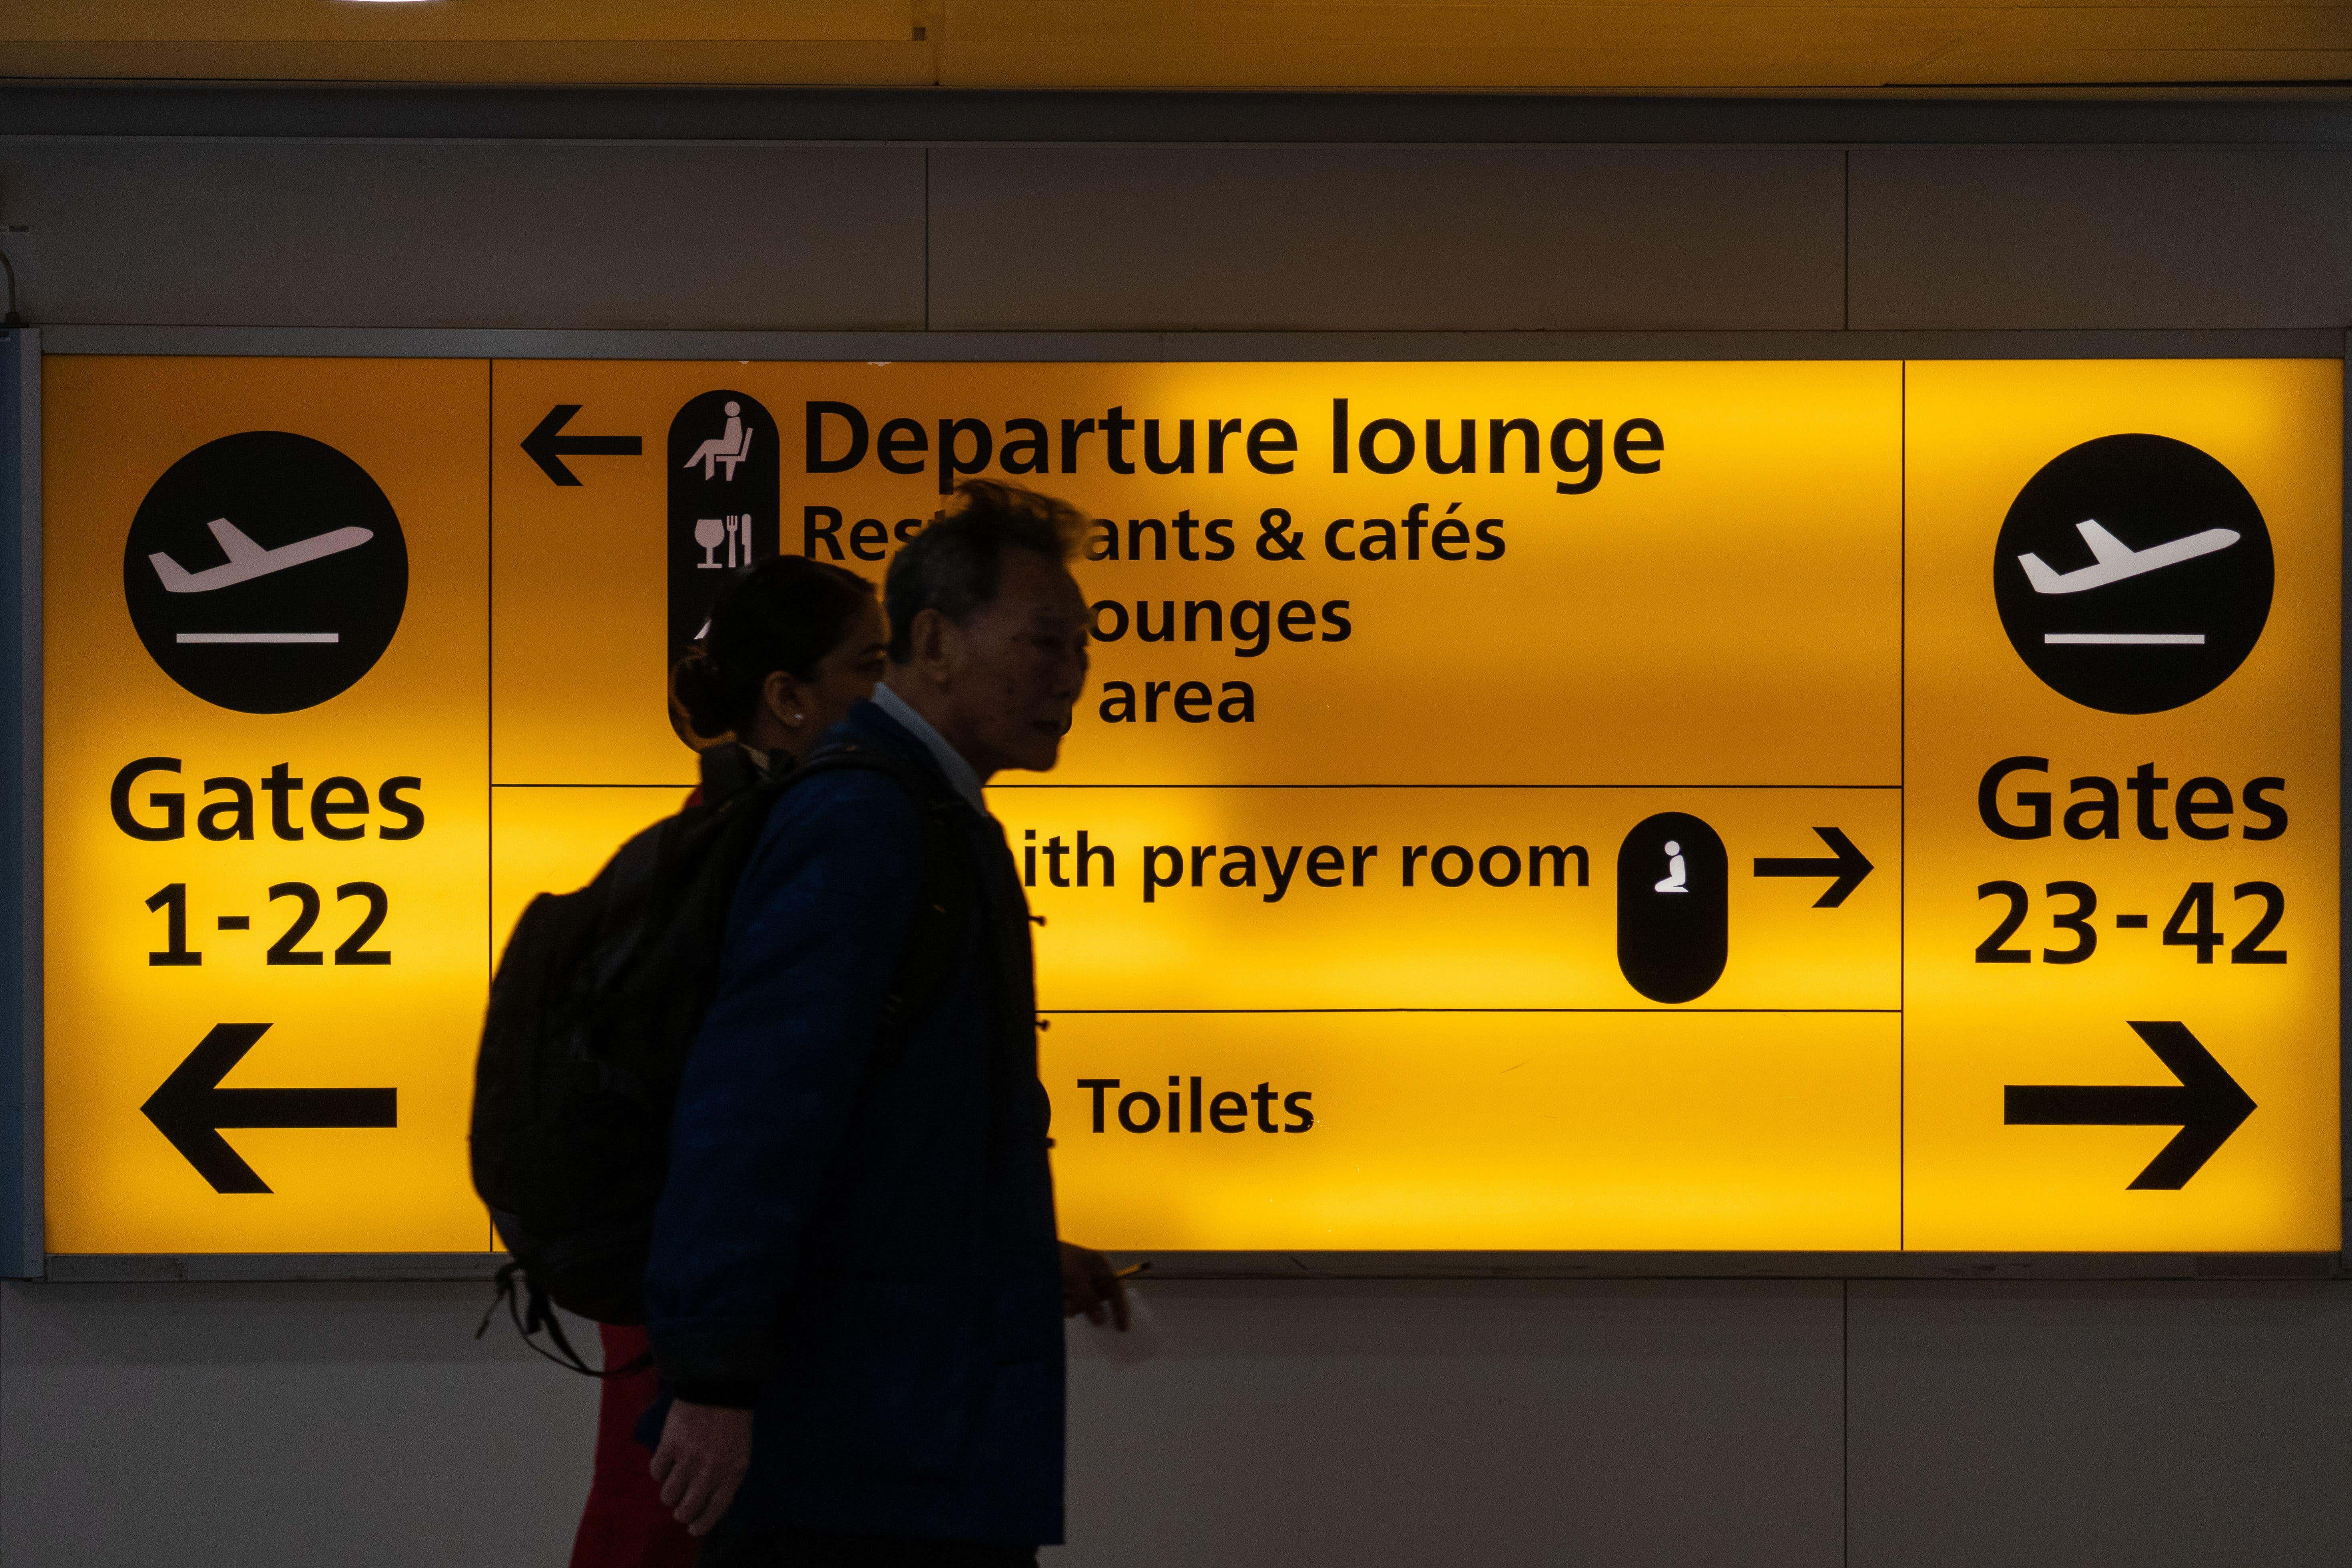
[645,700,1064,1548]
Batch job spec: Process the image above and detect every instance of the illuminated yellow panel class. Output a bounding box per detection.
[491,359,1902,790]
[40,354,2338,1263]
[1045,1011,1901,1252]
[42,357,491,1253]
[493,360,703,789]
[997,785,1898,1010]
[1903,360,2341,1252]
[490,786,689,956]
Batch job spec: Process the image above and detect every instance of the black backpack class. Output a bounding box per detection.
[469,740,970,1373]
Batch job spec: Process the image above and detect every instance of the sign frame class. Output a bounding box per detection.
[12,323,2347,1284]
[2,326,38,1280]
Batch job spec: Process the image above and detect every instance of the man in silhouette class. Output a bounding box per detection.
[644,482,1128,1568]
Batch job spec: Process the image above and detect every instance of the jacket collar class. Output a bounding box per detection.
[833,694,991,818]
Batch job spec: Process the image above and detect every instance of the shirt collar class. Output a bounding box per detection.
[871,682,990,817]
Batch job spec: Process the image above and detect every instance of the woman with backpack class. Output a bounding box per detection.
[570,554,887,1568]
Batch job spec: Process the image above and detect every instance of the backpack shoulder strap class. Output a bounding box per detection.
[694,742,763,809]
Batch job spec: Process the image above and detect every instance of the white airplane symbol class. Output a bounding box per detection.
[2017,519,2239,596]
[149,518,374,594]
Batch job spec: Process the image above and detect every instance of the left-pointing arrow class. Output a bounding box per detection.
[140,1023,397,1194]
[521,404,644,487]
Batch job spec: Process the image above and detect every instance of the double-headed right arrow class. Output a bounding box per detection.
[2004,1020,2254,1189]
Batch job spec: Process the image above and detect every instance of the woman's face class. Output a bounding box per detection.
[793,595,889,744]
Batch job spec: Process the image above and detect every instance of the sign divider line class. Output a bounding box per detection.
[988,782,1908,791]
[1041,1007,1901,1015]
[484,355,498,1256]
[1898,355,1908,1255]
[488,781,1910,790]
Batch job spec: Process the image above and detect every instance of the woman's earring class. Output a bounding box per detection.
[790,713,805,726]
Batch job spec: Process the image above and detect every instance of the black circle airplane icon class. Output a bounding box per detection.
[123,431,409,714]
[1993,434,2273,715]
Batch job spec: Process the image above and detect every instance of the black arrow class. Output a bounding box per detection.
[2004,1020,2254,1190]
[140,1023,397,1194]
[521,404,642,487]
[1752,827,1874,907]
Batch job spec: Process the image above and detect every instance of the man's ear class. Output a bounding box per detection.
[907,606,957,682]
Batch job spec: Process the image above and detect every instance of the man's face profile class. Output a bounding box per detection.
[952,549,1090,775]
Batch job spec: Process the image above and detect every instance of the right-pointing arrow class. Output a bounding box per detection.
[1752,826,1874,907]
[2003,1020,2255,1189]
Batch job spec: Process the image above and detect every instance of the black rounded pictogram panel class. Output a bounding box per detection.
[667,390,780,671]
[1617,812,1728,1005]
[122,431,408,715]
[1993,434,2272,715]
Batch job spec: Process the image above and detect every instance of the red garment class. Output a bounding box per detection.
[570,1323,700,1568]
[572,776,712,1567]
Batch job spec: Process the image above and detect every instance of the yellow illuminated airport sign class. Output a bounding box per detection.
[40,355,2341,1257]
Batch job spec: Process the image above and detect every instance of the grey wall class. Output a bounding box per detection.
[1,1282,600,1567]
[10,1277,2350,1566]
[4,136,2351,334]
[3,98,2350,1568]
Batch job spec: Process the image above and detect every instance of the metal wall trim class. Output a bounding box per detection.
[32,1249,2342,1283]
[4,84,2351,148]
[34,325,2349,362]
[2,327,40,1279]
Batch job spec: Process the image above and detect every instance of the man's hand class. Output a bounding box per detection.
[650,1399,753,1536]
[1060,1241,1130,1331]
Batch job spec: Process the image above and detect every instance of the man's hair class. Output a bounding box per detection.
[885,480,1084,663]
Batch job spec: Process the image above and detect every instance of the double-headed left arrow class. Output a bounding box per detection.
[142,1023,397,1194]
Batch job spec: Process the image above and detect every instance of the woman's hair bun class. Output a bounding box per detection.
[668,644,731,743]
[668,556,875,739]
